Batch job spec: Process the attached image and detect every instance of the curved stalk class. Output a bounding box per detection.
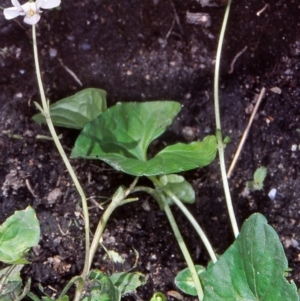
[32,25,90,298]
[213,0,239,238]
[162,201,204,300]
[88,178,139,271]
[149,176,217,264]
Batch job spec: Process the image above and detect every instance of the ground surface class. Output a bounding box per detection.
[1,0,300,300]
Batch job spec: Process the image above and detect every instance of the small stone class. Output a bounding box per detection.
[268,188,277,201]
[49,48,57,58]
[291,238,299,248]
[186,12,211,27]
[269,87,282,94]
[291,144,297,151]
[182,126,196,141]
[47,188,62,204]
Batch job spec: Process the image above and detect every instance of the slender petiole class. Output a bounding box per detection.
[213,0,239,238]
[31,25,90,299]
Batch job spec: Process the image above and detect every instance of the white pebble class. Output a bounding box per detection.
[291,238,299,248]
[268,188,277,201]
[49,48,57,58]
[291,144,297,151]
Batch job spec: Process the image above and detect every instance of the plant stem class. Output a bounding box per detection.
[32,25,90,297]
[162,201,204,300]
[213,0,239,238]
[58,276,83,300]
[88,178,139,271]
[149,176,217,264]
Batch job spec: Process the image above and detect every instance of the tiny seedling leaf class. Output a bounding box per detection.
[174,265,206,296]
[32,88,107,129]
[247,166,267,191]
[158,174,195,204]
[150,292,167,301]
[110,271,147,295]
[253,166,267,188]
[107,250,125,264]
[201,213,299,301]
[71,101,217,176]
[0,206,40,264]
[83,270,120,301]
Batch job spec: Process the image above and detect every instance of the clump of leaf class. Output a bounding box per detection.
[32,88,107,129]
[247,166,267,191]
[71,101,217,176]
[175,213,299,301]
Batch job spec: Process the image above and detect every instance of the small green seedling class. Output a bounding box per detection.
[247,166,267,191]
[150,292,167,301]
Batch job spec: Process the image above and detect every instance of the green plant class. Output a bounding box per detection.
[1,0,299,300]
[0,207,40,301]
[247,166,267,191]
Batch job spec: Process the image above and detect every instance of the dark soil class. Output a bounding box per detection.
[1,0,300,300]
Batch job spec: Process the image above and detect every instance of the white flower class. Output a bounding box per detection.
[4,0,61,25]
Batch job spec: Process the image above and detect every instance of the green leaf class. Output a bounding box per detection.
[71,101,217,176]
[0,207,40,264]
[174,265,206,296]
[110,271,147,295]
[253,166,267,188]
[82,270,120,301]
[32,88,107,129]
[72,101,180,160]
[0,265,23,301]
[247,167,267,191]
[158,174,195,204]
[150,292,167,301]
[201,213,299,301]
[107,250,125,264]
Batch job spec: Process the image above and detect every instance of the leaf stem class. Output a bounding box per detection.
[149,176,217,264]
[88,177,139,271]
[161,200,204,300]
[31,25,90,298]
[213,0,239,238]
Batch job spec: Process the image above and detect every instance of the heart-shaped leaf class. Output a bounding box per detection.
[32,88,107,129]
[71,101,217,176]
[0,206,40,264]
[201,213,298,301]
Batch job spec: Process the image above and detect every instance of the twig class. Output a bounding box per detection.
[227,87,266,178]
[165,17,175,40]
[58,58,83,86]
[228,46,247,74]
[256,4,269,16]
[25,178,38,198]
[170,0,183,35]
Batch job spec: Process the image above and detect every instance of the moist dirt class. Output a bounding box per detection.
[1,0,300,300]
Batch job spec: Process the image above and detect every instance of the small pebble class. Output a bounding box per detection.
[182,126,196,141]
[291,144,297,151]
[49,48,57,58]
[291,238,299,248]
[268,188,277,201]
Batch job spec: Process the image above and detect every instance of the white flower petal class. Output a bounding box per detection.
[23,13,40,25]
[4,7,20,19]
[11,0,21,9]
[39,0,61,9]
[21,2,36,14]
[35,0,45,9]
